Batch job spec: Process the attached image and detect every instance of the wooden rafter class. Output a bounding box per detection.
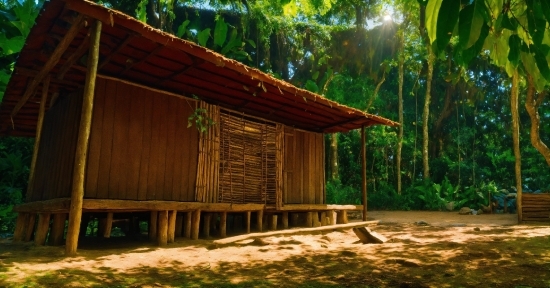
[159,65,193,85]
[120,44,164,76]
[98,34,134,70]
[56,31,91,80]
[10,14,85,119]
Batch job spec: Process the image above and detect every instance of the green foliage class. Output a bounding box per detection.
[0,137,32,233]
[0,0,41,102]
[326,178,360,205]
[187,107,216,133]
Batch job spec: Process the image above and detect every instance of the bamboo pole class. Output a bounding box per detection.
[49,213,67,246]
[175,214,183,237]
[361,126,367,221]
[27,77,50,201]
[66,20,102,256]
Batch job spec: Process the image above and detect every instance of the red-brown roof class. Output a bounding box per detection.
[0,0,398,137]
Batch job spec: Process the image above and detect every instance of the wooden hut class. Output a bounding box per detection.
[0,0,398,255]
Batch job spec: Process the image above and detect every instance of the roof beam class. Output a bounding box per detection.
[98,34,134,70]
[119,44,163,76]
[56,30,91,80]
[320,116,366,131]
[11,14,85,119]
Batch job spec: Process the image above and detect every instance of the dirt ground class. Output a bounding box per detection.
[1,211,550,288]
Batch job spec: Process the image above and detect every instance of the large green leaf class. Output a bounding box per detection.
[508,34,521,67]
[0,34,24,55]
[460,23,490,65]
[501,13,518,31]
[214,17,228,48]
[541,0,550,23]
[526,0,546,46]
[521,51,547,91]
[531,44,550,81]
[426,0,443,45]
[197,28,211,47]
[305,80,319,93]
[458,0,487,50]
[176,20,190,38]
[434,0,460,53]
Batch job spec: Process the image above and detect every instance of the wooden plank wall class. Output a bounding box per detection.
[30,93,82,201]
[283,127,324,204]
[522,193,550,222]
[85,78,199,201]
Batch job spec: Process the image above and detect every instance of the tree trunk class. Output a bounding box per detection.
[330,133,338,180]
[524,72,550,165]
[422,44,434,180]
[510,69,522,222]
[366,68,386,111]
[397,30,404,194]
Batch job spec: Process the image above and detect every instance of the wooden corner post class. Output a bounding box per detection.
[361,125,367,221]
[66,20,102,256]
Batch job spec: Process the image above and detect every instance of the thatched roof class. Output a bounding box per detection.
[0,0,398,137]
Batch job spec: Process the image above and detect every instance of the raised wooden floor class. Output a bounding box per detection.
[12,198,362,247]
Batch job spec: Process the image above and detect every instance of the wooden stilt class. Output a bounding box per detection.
[66,20,102,256]
[168,210,177,243]
[175,213,183,237]
[320,212,327,226]
[13,213,28,242]
[149,211,158,241]
[269,215,278,231]
[24,214,36,242]
[157,210,168,246]
[361,125,367,221]
[290,213,299,227]
[185,211,192,238]
[34,213,51,246]
[306,212,313,227]
[337,211,348,224]
[220,212,227,238]
[328,210,336,225]
[282,212,289,229]
[49,213,67,246]
[313,212,321,227]
[256,210,263,232]
[191,210,201,240]
[203,213,211,238]
[103,212,113,238]
[245,211,251,234]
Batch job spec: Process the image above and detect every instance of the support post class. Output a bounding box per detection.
[191,210,201,240]
[245,211,251,234]
[361,125,367,221]
[256,210,263,232]
[65,20,102,256]
[157,210,168,246]
[328,210,335,225]
[269,214,278,231]
[175,213,183,237]
[34,213,51,246]
[337,211,348,224]
[49,213,67,246]
[103,212,113,238]
[282,212,289,229]
[24,214,36,242]
[203,213,211,238]
[185,211,192,238]
[167,210,177,243]
[26,77,50,201]
[306,212,313,227]
[13,213,29,242]
[320,212,327,226]
[149,211,158,241]
[220,212,227,237]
